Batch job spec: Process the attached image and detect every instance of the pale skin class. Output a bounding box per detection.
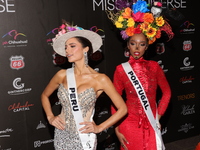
[115,33,161,150]
[41,37,127,134]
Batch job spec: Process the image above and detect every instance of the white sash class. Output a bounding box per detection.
[122,62,165,150]
[67,68,96,150]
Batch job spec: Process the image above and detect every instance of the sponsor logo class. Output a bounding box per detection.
[10,55,25,70]
[183,40,192,51]
[8,77,32,95]
[34,139,54,148]
[0,0,15,13]
[98,110,108,117]
[161,127,167,135]
[180,21,195,34]
[90,26,105,39]
[180,57,194,71]
[36,121,46,130]
[105,143,116,150]
[178,123,194,133]
[46,28,59,45]
[99,126,113,135]
[157,60,168,73]
[177,93,195,101]
[124,50,130,58]
[181,105,195,115]
[55,101,61,105]
[94,68,99,72]
[2,30,28,47]
[0,128,13,138]
[0,145,11,150]
[0,147,11,150]
[179,76,194,84]
[8,101,34,112]
[90,50,103,61]
[52,53,66,65]
[156,43,165,55]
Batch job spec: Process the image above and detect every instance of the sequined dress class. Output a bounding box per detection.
[112,56,171,150]
[54,84,97,150]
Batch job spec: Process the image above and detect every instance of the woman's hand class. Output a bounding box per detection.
[48,116,65,130]
[116,130,129,150]
[79,121,101,134]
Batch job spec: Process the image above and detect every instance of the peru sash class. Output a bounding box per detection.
[67,68,95,150]
[122,62,165,150]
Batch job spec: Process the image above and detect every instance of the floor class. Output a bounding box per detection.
[165,134,200,150]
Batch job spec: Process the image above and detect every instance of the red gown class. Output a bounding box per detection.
[112,56,171,150]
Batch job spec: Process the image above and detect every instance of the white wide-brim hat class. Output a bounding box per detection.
[53,30,103,57]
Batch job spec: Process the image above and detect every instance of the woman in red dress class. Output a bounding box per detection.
[112,33,171,150]
[107,0,174,149]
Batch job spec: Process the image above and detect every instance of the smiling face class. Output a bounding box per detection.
[65,37,89,63]
[127,33,148,59]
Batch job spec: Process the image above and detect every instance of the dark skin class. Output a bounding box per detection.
[115,33,162,150]
[127,33,148,60]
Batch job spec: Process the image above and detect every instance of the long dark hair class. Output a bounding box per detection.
[74,36,93,57]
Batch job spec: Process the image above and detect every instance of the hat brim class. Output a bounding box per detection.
[52,30,102,57]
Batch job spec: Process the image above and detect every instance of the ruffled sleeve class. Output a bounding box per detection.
[156,63,171,116]
[111,65,125,114]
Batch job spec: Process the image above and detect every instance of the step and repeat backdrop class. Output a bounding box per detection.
[0,0,199,150]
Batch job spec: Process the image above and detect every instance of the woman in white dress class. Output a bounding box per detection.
[41,22,127,150]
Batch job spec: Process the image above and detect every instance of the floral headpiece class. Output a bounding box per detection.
[52,20,103,57]
[52,20,83,43]
[107,0,174,44]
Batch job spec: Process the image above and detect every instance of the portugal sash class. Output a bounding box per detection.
[122,62,165,150]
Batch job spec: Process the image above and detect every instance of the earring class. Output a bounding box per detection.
[84,52,88,67]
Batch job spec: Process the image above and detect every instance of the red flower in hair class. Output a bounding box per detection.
[132,12,144,22]
[134,25,142,34]
[60,24,66,29]
[156,29,161,38]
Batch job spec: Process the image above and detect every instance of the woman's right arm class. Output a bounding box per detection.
[115,126,128,149]
[112,67,129,149]
[41,69,66,130]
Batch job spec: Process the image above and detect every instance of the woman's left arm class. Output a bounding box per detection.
[79,74,127,134]
[96,74,127,132]
[156,64,171,117]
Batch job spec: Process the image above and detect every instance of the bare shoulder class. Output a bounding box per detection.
[95,73,111,83]
[55,69,66,77]
[52,69,66,84]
